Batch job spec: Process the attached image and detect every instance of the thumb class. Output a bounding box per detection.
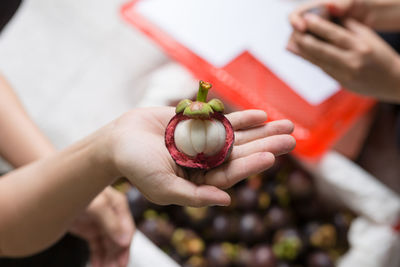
[160,175,231,207]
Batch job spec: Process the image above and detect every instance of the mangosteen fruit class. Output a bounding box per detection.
[138,210,175,247]
[165,81,234,169]
[234,245,252,266]
[306,223,337,249]
[272,228,303,261]
[264,206,291,231]
[210,213,238,241]
[206,243,234,267]
[333,211,353,247]
[183,255,208,267]
[238,212,265,243]
[286,170,314,200]
[306,251,334,267]
[126,187,149,220]
[236,185,259,210]
[171,228,205,257]
[251,245,277,267]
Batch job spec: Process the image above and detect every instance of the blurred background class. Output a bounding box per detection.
[0,0,399,266]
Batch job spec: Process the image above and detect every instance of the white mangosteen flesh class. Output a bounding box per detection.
[174,119,226,157]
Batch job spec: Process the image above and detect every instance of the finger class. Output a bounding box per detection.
[91,195,131,247]
[287,33,302,55]
[107,188,135,247]
[289,0,323,31]
[289,0,333,32]
[290,8,307,32]
[343,18,374,37]
[159,175,231,207]
[230,134,296,160]
[234,120,294,146]
[117,248,130,267]
[89,237,105,267]
[303,13,355,48]
[204,152,275,189]
[293,31,348,68]
[103,238,120,267]
[226,110,267,130]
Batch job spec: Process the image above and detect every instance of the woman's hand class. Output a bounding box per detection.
[289,0,352,32]
[108,107,295,207]
[69,187,135,267]
[287,14,400,102]
[290,0,400,32]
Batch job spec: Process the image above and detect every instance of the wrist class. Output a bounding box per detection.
[88,123,122,181]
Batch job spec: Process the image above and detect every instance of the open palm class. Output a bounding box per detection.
[112,107,295,207]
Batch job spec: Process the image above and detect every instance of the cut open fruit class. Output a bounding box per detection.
[165,81,234,170]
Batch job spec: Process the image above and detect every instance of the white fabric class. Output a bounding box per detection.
[130,231,180,267]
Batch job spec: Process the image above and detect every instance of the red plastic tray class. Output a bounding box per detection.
[121,1,375,159]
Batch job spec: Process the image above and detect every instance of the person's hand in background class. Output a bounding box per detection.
[290,0,400,33]
[287,1,400,103]
[110,107,295,207]
[69,187,134,267]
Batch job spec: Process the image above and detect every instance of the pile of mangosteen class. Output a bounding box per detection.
[128,155,353,267]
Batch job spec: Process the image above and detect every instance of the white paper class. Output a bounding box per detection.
[136,0,340,105]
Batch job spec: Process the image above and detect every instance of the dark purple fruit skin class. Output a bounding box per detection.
[234,246,252,266]
[307,251,334,267]
[210,214,233,241]
[286,170,314,200]
[181,207,214,231]
[138,217,174,247]
[126,187,149,220]
[206,244,230,267]
[238,213,265,244]
[264,206,291,231]
[236,185,259,210]
[276,262,291,267]
[251,245,277,267]
[333,212,353,247]
[292,199,322,221]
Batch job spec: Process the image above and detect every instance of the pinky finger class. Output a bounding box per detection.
[204,152,275,189]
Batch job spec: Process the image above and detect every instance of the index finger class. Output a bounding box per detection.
[304,13,355,49]
[290,0,329,32]
[226,110,267,131]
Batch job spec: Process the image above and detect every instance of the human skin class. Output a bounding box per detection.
[289,0,400,32]
[0,75,134,267]
[0,91,295,258]
[287,0,400,103]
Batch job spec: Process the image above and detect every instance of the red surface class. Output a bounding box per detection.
[165,113,234,170]
[121,1,375,160]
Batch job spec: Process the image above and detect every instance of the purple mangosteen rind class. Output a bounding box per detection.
[165,81,235,170]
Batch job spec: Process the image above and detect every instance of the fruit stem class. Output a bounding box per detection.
[197,80,212,102]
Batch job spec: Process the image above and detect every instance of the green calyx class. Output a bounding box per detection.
[175,80,225,118]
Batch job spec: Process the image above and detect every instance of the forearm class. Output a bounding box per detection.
[0,127,118,256]
[0,75,54,167]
